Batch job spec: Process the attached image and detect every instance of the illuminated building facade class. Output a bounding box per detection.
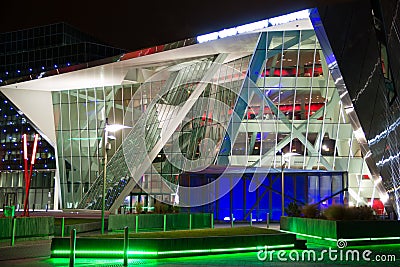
[0,2,399,220]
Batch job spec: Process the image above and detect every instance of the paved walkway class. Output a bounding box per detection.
[1,222,399,266]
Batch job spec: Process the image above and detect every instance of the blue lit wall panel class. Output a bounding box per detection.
[183,171,345,222]
[244,178,257,220]
[295,175,307,204]
[232,179,244,221]
[256,183,269,221]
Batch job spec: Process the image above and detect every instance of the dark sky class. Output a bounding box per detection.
[0,0,356,51]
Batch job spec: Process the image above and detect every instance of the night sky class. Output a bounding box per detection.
[0,0,356,51]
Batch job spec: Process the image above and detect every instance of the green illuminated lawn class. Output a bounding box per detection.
[96,226,279,238]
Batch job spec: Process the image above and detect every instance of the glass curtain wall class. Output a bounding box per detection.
[223,29,374,207]
[52,84,139,208]
[77,55,254,210]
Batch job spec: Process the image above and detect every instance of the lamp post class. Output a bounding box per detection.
[101,118,109,235]
[101,118,130,235]
[281,152,285,218]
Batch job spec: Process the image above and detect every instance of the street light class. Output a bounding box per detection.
[101,118,130,234]
[280,151,299,218]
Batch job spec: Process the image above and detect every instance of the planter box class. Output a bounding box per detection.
[280,216,400,245]
[0,216,54,239]
[51,232,296,258]
[108,213,212,232]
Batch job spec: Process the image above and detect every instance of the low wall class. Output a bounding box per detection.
[0,216,54,239]
[108,213,212,232]
[51,232,296,258]
[55,221,102,236]
[280,217,337,239]
[281,216,400,243]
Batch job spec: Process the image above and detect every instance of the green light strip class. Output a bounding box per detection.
[344,238,373,241]
[52,244,295,258]
[53,250,124,255]
[279,230,322,239]
[279,230,400,243]
[324,238,337,242]
[370,237,400,241]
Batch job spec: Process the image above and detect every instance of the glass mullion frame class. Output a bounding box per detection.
[332,99,344,170]
[144,106,157,151]
[76,90,83,201]
[102,85,109,191]
[94,88,101,191]
[221,56,231,94]
[84,88,92,188]
[130,85,134,137]
[182,63,207,171]
[259,31,270,165]
[230,56,245,158]
[171,67,187,106]
[177,81,190,106]
[346,133,355,181]
[316,62,331,170]
[157,66,187,136]
[121,85,126,144]
[202,69,223,166]
[57,92,68,207]
[166,66,187,105]
[67,90,75,206]
[302,33,318,170]
[110,86,116,155]
[288,30,302,163]
[194,60,216,168]
[356,155,366,201]
[112,87,123,158]
[245,57,251,161]
[273,31,285,168]
[189,97,205,170]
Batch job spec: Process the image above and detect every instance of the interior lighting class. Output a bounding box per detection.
[353,127,365,140]
[374,176,383,186]
[380,194,389,204]
[105,124,130,132]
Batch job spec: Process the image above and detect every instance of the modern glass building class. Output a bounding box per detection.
[0,22,126,210]
[0,4,398,220]
[0,22,127,83]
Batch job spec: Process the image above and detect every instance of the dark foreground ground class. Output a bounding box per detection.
[1,222,399,267]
